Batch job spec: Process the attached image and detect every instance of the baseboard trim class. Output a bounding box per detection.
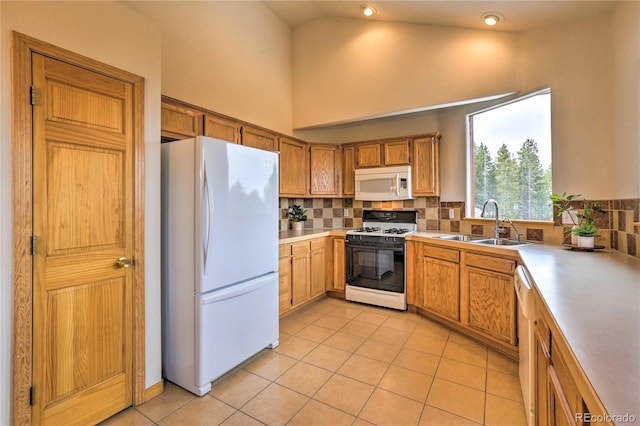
[142,380,164,403]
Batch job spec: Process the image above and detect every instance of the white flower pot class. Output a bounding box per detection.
[570,226,579,245]
[291,221,303,231]
[576,236,595,248]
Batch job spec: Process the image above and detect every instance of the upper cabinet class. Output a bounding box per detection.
[161,101,202,140]
[412,134,440,196]
[355,143,382,168]
[309,145,341,197]
[241,125,277,151]
[355,139,411,168]
[279,137,307,198]
[342,145,355,197]
[203,114,240,143]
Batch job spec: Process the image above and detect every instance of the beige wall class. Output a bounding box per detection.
[293,9,637,201]
[0,2,162,422]
[125,1,293,135]
[612,1,640,198]
[518,13,615,199]
[293,17,519,129]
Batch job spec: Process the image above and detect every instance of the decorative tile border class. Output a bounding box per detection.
[280,197,639,259]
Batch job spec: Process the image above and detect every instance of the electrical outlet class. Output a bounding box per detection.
[449,208,455,219]
[344,208,349,217]
[562,211,578,225]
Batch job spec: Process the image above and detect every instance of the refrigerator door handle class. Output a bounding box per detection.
[202,161,212,275]
[201,275,275,304]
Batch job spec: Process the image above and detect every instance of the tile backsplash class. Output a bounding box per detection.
[279,197,640,259]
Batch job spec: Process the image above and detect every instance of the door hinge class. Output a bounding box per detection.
[31,236,37,256]
[30,86,36,106]
[29,386,34,405]
[515,336,519,346]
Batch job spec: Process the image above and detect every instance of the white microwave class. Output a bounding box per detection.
[355,166,413,201]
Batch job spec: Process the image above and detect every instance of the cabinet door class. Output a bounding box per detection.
[356,143,382,168]
[423,257,460,321]
[279,246,292,316]
[465,266,516,345]
[241,125,277,151]
[412,136,439,196]
[161,101,202,140]
[309,145,340,196]
[342,146,355,197]
[332,238,345,291]
[279,137,307,197]
[535,321,550,426]
[384,139,410,166]
[203,114,240,143]
[291,243,310,307]
[310,240,327,298]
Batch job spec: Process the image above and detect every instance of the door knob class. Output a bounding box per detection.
[115,257,132,268]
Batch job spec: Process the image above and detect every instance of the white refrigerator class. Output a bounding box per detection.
[161,136,279,396]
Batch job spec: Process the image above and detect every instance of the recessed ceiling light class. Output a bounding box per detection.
[483,13,504,26]
[362,5,376,17]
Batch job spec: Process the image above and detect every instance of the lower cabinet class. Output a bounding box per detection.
[279,236,332,316]
[421,245,460,321]
[332,238,346,291]
[463,252,517,345]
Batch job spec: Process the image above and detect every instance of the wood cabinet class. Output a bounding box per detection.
[383,139,411,166]
[355,143,383,168]
[203,114,240,143]
[309,145,341,197]
[279,237,331,316]
[279,137,307,197]
[355,139,410,168]
[161,101,202,140]
[278,245,292,316]
[241,125,277,151]
[342,146,355,197]
[332,238,346,291]
[463,252,517,345]
[421,245,460,321]
[412,135,440,196]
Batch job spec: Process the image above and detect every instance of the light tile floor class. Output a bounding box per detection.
[102,297,527,426]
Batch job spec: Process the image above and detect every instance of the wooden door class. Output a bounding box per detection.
[383,139,410,166]
[279,137,307,197]
[310,239,327,298]
[342,146,355,197]
[423,257,460,321]
[309,145,340,197]
[412,136,439,196]
[31,53,134,425]
[241,125,277,151]
[203,114,240,143]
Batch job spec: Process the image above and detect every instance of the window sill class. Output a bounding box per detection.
[462,217,556,229]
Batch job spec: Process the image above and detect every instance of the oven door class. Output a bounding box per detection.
[345,239,405,293]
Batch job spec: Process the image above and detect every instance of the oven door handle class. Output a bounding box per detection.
[345,242,404,251]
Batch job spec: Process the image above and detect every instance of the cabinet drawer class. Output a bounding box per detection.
[465,252,515,274]
[310,238,326,250]
[279,244,292,257]
[423,245,459,263]
[292,241,311,254]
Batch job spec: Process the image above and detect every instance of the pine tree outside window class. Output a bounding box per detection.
[467,89,553,221]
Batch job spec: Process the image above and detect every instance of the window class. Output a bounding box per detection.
[467,89,552,221]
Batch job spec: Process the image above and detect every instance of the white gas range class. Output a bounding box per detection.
[345,210,418,310]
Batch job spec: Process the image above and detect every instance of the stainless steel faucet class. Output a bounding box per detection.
[480,199,506,239]
[503,217,522,241]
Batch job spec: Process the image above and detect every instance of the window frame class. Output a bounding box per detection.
[465,87,553,222]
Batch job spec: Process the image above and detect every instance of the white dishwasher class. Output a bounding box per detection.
[515,265,536,426]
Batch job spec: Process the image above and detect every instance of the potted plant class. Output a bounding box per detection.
[287,204,308,231]
[550,193,604,248]
[550,192,581,244]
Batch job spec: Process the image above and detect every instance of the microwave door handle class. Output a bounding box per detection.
[396,174,400,197]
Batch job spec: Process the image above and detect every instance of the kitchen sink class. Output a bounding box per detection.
[435,234,487,242]
[471,238,529,246]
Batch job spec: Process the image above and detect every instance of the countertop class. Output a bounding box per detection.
[408,232,640,419]
[279,228,349,244]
